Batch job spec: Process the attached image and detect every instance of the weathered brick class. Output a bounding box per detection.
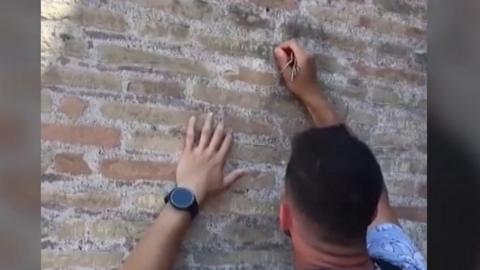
[192,84,263,109]
[232,144,288,164]
[42,191,121,210]
[133,192,167,211]
[224,115,274,136]
[357,15,425,39]
[41,2,72,20]
[354,63,426,85]
[224,67,275,86]
[54,153,92,175]
[121,0,216,20]
[59,33,89,59]
[315,54,347,74]
[97,45,209,76]
[393,206,427,222]
[41,92,53,113]
[377,42,410,59]
[324,32,368,53]
[374,0,423,18]
[266,94,305,118]
[282,19,319,40]
[228,5,270,29]
[198,35,271,60]
[73,7,127,32]
[100,159,176,181]
[220,216,283,247]
[84,30,126,40]
[307,6,351,25]
[230,172,276,192]
[387,180,416,196]
[59,96,88,119]
[142,21,190,40]
[370,132,413,149]
[127,79,184,98]
[204,193,277,215]
[346,107,378,126]
[57,220,86,240]
[127,131,183,153]
[369,87,402,105]
[42,67,122,91]
[42,123,120,148]
[90,220,135,240]
[41,250,124,269]
[101,102,193,126]
[192,84,303,119]
[329,85,367,100]
[250,0,297,10]
[192,249,290,266]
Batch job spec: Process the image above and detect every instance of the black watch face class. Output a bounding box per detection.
[171,187,194,208]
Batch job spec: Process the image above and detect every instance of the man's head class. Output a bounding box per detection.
[280,125,384,248]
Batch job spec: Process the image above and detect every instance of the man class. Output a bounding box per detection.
[121,40,426,270]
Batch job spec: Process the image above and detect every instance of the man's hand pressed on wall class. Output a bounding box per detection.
[122,113,247,270]
[176,112,247,206]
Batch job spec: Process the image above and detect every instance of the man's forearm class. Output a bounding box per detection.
[122,204,191,270]
[300,86,342,127]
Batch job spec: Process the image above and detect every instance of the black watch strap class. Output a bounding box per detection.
[164,188,199,219]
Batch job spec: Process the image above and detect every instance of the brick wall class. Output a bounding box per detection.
[41,0,427,268]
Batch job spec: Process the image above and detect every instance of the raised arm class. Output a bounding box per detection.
[273,40,398,228]
[121,113,246,270]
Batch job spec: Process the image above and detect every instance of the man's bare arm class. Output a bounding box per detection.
[273,39,398,227]
[121,114,246,270]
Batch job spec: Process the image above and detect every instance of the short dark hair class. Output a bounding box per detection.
[286,125,383,244]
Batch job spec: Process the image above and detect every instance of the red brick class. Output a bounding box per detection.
[42,123,120,148]
[224,67,275,86]
[393,206,427,222]
[54,153,92,175]
[59,96,88,120]
[354,63,426,85]
[100,159,176,181]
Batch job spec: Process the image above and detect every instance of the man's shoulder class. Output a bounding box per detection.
[367,223,426,270]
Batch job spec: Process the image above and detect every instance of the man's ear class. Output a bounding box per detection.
[279,200,292,232]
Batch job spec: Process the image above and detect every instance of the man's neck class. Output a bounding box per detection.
[292,232,374,270]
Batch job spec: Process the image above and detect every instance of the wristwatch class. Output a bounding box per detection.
[164,187,199,219]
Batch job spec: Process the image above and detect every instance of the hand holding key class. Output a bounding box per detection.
[274,40,321,102]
